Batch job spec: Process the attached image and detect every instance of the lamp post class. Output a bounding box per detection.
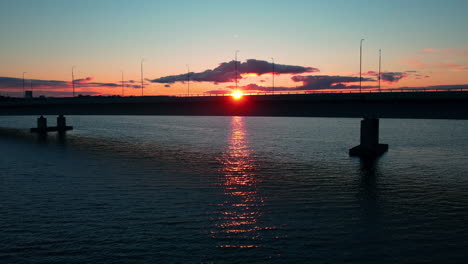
[271,57,275,94]
[121,71,124,97]
[360,39,365,93]
[379,49,381,92]
[235,50,240,91]
[140,59,144,96]
[187,64,190,96]
[22,72,27,94]
[71,66,76,97]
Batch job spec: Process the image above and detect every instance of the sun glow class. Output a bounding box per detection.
[232,90,243,100]
[240,73,259,78]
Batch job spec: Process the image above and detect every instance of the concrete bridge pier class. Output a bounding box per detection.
[349,118,388,157]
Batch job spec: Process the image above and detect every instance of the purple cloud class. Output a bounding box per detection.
[291,75,374,90]
[218,75,376,92]
[0,77,69,90]
[204,89,233,94]
[150,59,319,84]
[219,82,468,94]
[0,76,140,91]
[364,71,410,83]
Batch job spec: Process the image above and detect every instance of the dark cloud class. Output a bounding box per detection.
[223,82,468,93]
[392,84,468,90]
[229,82,468,93]
[222,75,376,92]
[241,59,318,75]
[364,71,409,83]
[0,90,101,98]
[292,75,374,90]
[414,74,431,80]
[33,90,100,97]
[150,59,319,84]
[88,82,120,87]
[204,89,233,94]
[225,83,274,91]
[0,76,126,90]
[0,77,68,90]
[74,77,94,84]
[381,72,408,83]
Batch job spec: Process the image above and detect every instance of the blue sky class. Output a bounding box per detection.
[1,0,467,96]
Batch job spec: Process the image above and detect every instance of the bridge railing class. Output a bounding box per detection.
[172,87,468,98]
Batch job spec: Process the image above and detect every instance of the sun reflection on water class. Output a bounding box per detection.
[212,116,269,249]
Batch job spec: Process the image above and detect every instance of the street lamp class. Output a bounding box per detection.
[235,50,240,91]
[360,39,365,93]
[140,59,145,96]
[379,49,382,92]
[271,57,275,94]
[71,66,76,97]
[121,71,124,97]
[186,65,190,97]
[22,72,27,94]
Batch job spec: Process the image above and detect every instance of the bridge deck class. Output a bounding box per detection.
[2,91,468,119]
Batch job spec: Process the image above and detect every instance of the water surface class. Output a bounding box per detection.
[1,116,467,263]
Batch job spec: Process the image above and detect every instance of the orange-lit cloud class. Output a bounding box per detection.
[421,48,437,53]
[402,47,468,72]
[420,46,468,56]
[240,73,260,78]
[400,56,428,68]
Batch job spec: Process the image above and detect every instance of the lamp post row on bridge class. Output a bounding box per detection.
[63,45,382,98]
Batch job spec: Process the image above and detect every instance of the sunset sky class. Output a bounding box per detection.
[1,0,467,97]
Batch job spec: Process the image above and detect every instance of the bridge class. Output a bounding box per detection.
[2,90,468,157]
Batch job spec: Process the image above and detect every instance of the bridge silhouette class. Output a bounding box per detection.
[2,90,468,157]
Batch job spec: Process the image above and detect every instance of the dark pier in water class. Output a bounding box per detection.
[349,118,389,157]
[30,115,73,134]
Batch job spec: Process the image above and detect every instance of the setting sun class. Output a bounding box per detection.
[232,90,243,100]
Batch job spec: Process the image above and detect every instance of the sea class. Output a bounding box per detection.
[0,116,467,263]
